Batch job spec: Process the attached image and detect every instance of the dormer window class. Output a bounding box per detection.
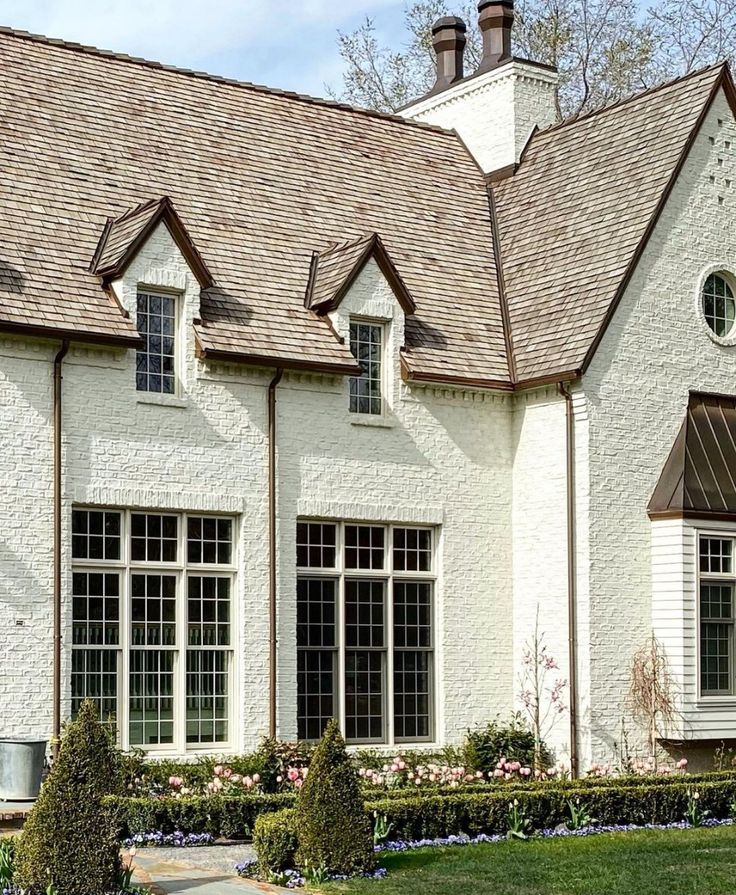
[349,320,384,415]
[136,290,177,394]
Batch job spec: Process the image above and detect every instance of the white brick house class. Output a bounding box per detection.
[2,2,736,772]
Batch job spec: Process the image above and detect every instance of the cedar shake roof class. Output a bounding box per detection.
[649,393,736,520]
[91,197,214,288]
[306,233,416,315]
[0,27,507,381]
[494,64,730,384]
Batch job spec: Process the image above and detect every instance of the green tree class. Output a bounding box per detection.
[14,700,123,895]
[295,719,374,875]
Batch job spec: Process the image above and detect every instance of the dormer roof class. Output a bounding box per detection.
[91,196,214,289]
[305,233,416,316]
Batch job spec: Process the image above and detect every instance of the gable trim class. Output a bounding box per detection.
[308,233,417,316]
[581,64,736,375]
[93,197,215,289]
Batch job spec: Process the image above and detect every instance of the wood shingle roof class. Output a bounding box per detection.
[0,27,507,381]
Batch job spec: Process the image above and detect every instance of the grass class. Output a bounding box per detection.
[315,826,736,894]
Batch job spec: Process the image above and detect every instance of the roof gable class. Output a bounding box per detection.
[495,64,733,385]
[91,196,214,288]
[649,392,736,519]
[305,233,416,316]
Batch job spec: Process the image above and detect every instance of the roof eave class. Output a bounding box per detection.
[0,319,142,349]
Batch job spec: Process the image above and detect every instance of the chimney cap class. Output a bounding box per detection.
[478,0,514,10]
[477,0,514,72]
[432,15,467,34]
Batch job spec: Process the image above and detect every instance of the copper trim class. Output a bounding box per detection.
[52,340,69,761]
[267,367,283,739]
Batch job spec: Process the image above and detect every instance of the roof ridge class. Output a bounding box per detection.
[0,24,456,139]
[538,61,726,138]
[319,232,376,258]
[114,196,165,223]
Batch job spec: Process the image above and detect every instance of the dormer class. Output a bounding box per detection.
[91,197,213,404]
[306,233,414,423]
[401,1,558,174]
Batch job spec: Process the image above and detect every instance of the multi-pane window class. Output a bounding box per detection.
[702,273,736,338]
[136,290,177,394]
[296,520,435,744]
[699,535,736,696]
[71,508,235,750]
[349,321,383,415]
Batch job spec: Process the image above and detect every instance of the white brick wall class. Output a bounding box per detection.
[581,89,736,762]
[0,239,515,753]
[402,62,558,173]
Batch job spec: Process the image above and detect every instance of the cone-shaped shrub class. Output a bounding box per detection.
[295,719,374,875]
[14,700,123,895]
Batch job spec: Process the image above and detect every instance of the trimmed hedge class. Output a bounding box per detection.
[253,809,298,873]
[108,792,294,840]
[109,772,736,840]
[365,779,736,841]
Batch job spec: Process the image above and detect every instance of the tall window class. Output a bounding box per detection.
[136,290,177,394]
[349,321,383,415]
[699,535,735,696]
[71,509,235,750]
[296,521,435,744]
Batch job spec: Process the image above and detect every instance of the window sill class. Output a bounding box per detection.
[137,392,189,409]
[695,697,736,706]
[350,413,395,429]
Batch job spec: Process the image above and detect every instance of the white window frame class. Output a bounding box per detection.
[134,288,183,398]
[70,507,238,754]
[348,318,387,417]
[697,530,736,700]
[296,520,436,746]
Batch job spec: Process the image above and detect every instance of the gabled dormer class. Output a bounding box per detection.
[91,197,214,405]
[307,233,415,424]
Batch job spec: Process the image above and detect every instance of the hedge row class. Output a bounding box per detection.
[366,779,736,841]
[109,774,736,839]
[107,793,294,840]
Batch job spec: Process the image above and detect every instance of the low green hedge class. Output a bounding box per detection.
[107,793,294,840]
[366,779,736,840]
[253,809,298,873]
[110,774,736,840]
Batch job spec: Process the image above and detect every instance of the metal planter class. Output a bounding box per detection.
[0,739,47,801]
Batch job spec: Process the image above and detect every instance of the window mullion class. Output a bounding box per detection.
[386,576,394,746]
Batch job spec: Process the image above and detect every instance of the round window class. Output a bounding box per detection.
[702,272,736,337]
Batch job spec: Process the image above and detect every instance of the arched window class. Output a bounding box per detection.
[702,273,736,338]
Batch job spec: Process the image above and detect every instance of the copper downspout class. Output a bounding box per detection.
[558,381,579,778]
[52,340,70,761]
[267,367,284,739]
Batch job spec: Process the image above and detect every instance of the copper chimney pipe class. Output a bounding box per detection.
[477,0,514,73]
[429,16,467,94]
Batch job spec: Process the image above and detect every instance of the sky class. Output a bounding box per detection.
[0,0,410,99]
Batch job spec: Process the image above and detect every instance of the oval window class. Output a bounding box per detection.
[702,272,736,337]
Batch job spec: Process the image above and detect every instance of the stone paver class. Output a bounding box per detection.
[130,845,287,895]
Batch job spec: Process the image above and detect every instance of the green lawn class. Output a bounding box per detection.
[315,826,736,894]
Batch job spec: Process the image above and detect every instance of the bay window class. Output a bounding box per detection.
[296,520,435,744]
[699,534,736,696]
[71,508,235,750]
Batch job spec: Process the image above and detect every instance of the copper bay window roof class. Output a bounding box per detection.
[649,392,736,521]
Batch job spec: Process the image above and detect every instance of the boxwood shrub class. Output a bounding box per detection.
[108,792,294,840]
[109,773,736,840]
[253,809,298,873]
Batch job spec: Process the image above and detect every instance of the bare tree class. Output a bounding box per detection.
[517,609,567,771]
[330,0,736,119]
[628,633,678,771]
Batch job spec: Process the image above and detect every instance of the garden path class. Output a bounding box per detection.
[128,845,287,895]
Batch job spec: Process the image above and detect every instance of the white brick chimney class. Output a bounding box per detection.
[401,1,558,174]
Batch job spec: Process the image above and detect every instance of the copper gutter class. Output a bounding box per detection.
[558,382,579,778]
[52,340,70,761]
[267,367,283,738]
